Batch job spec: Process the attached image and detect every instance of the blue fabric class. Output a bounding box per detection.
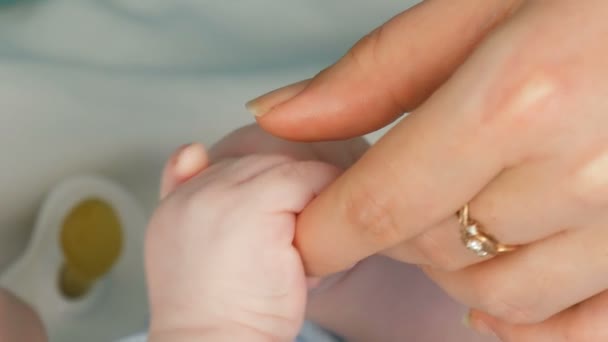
[296,321,343,342]
[115,321,342,342]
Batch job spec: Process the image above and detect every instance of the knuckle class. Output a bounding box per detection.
[254,154,297,166]
[237,154,295,172]
[344,25,414,111]
[342,180,402,247]
[184,184,228,219]
[228,154,296,185]
[475,63,572,163]
[346,26,385,75]
[572,151,608,210]
[271,160,305,180]
[480,65,567,133]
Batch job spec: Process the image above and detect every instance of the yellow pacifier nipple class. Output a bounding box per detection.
[59,198,123,299]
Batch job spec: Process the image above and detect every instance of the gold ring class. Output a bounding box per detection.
[458,204,517,257]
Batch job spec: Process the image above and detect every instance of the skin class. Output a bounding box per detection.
[0,125,487,341]
[249,0,608,340]
[0,288,46,342]
[147,124,494,342]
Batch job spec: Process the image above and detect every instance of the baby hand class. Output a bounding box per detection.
[146,142,342,341]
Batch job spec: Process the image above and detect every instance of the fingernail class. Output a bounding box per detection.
[175,143,206,177]
[245,79,310,117]
[462,311,472,328]
[170,144,191,165]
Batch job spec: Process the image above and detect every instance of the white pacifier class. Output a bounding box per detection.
[0,175,149,342]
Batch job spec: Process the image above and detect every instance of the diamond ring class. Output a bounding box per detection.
[458,204,517,257]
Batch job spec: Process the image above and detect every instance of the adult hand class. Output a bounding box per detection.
[248,0,608,340]
[157,129,490,342]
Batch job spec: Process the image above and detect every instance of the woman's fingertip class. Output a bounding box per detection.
[245,79,310,117]
[245,99,265,117]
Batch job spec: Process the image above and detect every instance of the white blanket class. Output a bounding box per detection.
[0,0,415,268]
[0,3,414,340]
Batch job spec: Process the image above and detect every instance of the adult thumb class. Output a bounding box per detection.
[250,0,522,141]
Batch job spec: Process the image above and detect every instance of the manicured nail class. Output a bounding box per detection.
[245,79,310,117]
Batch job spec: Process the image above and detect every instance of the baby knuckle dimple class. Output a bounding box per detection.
[229,154,297,184]
[184,186,227,218]
[247,154,296,167]
[342,181,402,247]
[260,160,324,193]
[271,160,306,181]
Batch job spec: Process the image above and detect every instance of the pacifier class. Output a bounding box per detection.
[0,175,148,342]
